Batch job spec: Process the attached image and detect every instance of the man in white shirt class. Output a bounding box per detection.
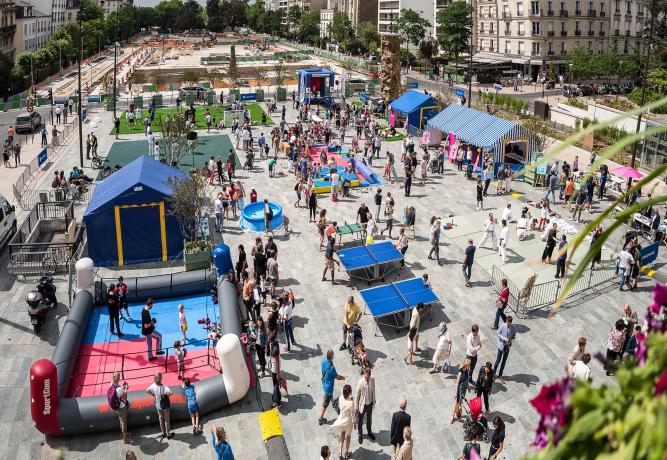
[501,203,514,223]
[465,324,482,383]
[571,353,592,381]
[355,368,377,444]
[331,171,340,197]
[516,211,528,241]
[214,194,224,232]
[617,248,635,291]
[147,132,155,157]
[498,219,509,264]
[279,296,295,351]
[478,213,497,251]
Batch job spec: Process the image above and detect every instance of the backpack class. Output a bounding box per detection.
[107,384,120,410]
[266,206,274,220]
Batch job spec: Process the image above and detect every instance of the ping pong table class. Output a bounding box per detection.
[335,223,364,248]
[337,241,403,285]
[360,277,439,332]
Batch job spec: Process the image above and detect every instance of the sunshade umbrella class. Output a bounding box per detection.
[611,166,645,179]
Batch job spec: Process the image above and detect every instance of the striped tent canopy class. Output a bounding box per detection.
[427,104,527,162]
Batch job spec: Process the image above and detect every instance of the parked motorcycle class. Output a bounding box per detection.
[26,276,57,333]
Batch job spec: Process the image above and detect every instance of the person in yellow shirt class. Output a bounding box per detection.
[340,296,362,351]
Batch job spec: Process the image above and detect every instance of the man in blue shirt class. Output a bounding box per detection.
[211,424,234,459]
[494,316,517,384]
[543,173,558,203]
[318,349,345,425]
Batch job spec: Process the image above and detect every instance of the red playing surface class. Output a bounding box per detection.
[309,148,348,167]
[68,339,220,397]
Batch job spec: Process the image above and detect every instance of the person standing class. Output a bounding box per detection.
[395,427,413,460]
[263,199,273,237]
[390,397,411,455]
[319,350,345,425]
[621,304,639,358]
[146,372,173,439]
[478,213,497,251]
[373,189,383,220]
[404,305,421,364]
[604,319,626,375]
[142,298,163,361]
[482,165,492,196]
[617,247,635,291]
[117,276,130,321]
[571,353,592,381]
[451,358,471,423]
[488,417,506,459]
[114,116,121,139]
[430,322,452,373]
[331,384,355,459]
[322,235,340,284]
[40,126,48,146]
[493,316,517,384]
[380,197,395,238]
[476,179,484,211]
[404,170,412,197]
[108,372,131,444]
[211,425,234,459]
[475,362,494,414]
[428,217,442,264]
[498,219,509,264]
[214,193,224,233]
[308,188,318,222]
[268,332,282,408]
[340,296,362,351]
[555,235,568,278]
[278,293,294,352]
[494,279,509,329]
[395,228,409,269]
[462,239,475,287]
[465,324,482,383]
[544,172,558,203]
[355,368,376,444]
[572,188,586,222]
[541,223,558,264]
[107,284,124,337]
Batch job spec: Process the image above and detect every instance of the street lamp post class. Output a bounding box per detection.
[113,40,118,119]
[616,60,623,101]
[77,16,84,168]
[467,3,474,108]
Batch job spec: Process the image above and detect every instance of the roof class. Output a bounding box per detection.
[389,91,439,115]
[427,104,519,149]
[84,156,187,216]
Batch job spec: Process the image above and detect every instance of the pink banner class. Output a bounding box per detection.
[421,131,430,146]
[447,132,456,162]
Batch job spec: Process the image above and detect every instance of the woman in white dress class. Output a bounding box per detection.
[332,384,355,459]
[430,322,452,374]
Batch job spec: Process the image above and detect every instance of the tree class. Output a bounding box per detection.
[79,0,104,22]
[167,170,211,242]
[436,1,472,79]
[0,52,15,98]
[182,69,201,85]
[182,0,205,30]
[359,22,379,54]
[418,37,439,65]
[149,71,166,93]
[253,65,268,92]
[273,60,287,89]
[208,67,225,90]
[220,0,248,30]
[287,5,302,35]
[394,9,431,51]
[330,12,354,45]
[206,0,225,32]
[298,11,320,45]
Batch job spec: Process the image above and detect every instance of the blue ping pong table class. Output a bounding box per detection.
[360,277,439,332]
[337,241,404,285]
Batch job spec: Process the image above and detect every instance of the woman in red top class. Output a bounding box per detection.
[249,188,258,203]
[494,279,510,329]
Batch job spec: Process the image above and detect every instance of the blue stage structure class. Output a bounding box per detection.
[359,277,439,332]
[297,68,336,108]
[337,241,403,284]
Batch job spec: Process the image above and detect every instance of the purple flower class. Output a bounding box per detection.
[653,283,667,306]
[655,369,667,396]
[531,378,573,449]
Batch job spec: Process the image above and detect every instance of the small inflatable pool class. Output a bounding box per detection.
[240,202,283,232]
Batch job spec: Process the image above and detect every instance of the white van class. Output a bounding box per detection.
[0,195,17,249]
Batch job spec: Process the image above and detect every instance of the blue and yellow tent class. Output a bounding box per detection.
[389,90,441,135]
[83,156,187,267]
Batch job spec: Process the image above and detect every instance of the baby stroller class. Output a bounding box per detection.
[462,396,489,442]
[429,158,439,174]
[347,324,372,373]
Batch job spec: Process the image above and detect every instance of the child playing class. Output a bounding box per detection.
[182,378,201,435]
[178,304,187,344]
[538,199,550,230]
[174,340,186,380]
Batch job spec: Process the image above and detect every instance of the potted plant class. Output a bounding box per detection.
[167,173,212,271]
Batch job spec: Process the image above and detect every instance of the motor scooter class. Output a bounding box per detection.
[26,276,57,333]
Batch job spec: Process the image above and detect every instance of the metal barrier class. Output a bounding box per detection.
[491,261,617,318]
[17,183,96,211]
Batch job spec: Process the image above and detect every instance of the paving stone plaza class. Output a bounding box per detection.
[0,103,661,460]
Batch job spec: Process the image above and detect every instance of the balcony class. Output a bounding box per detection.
[588,9,596,16]
[516,11,525,16]
[614,9,620,14]
[532,31,542,36]
[614,29,620,35]
[600,11,606,16]
[562,49,568,55]
[559,9,568,16]
[599,30,605,36]
[548,30,555,36]
[502,11,510,17]
[625,30,630,36]
[547,9,554,15]
[588,30,595,35]
[489,47,495,51]
[0,24,16,34]
[636,31,643,37]
[518,30,525,35]
[504,29,511,35]
[575,29,582,35]
[560,30,568,36]
[548,50,555,55]
[530,10,541,16]
[575,9,582,15]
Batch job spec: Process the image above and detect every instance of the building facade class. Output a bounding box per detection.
[319,0,341,38]
[378,0,431,35]
[0,0,16,60]
[15,1,50,53]
[342,0,377,29]
[470,0,648,79]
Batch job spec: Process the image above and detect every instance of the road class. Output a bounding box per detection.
[0,106,53,146]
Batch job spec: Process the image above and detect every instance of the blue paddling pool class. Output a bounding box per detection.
[239,202,283,232]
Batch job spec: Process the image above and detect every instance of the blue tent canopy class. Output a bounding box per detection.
[389,90,441,133]
[83,156,188,267]
[427,105,527,162]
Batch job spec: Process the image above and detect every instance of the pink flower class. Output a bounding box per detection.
[653,283,667,306]
[530,384,561,417]
[655,369,667,396]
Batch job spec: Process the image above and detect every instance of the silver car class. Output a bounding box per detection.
[15,112,42,133]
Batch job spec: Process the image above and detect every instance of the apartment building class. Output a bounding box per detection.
[320,0,341,38]
[341,0,377,29]
[474,0,647,79]
[378,0,432,35]
[96,0,131,17]
[0,0,16,60]
[15,1,50,53]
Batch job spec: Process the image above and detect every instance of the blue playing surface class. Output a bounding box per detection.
[338,241,403,270]
[82,292,220,350]
[360,278,439,318]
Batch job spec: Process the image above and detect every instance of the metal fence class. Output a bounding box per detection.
[16,183,96,211]
[8,201,85,276]
[491,262,618,318]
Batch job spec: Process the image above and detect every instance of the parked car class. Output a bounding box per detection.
[179,85,208,100]
[0,194,17,249]
[346,78,368,92]
[15,112,42,133]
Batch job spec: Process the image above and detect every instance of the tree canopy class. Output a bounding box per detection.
[436,1,473,60]
[394,9,431,48]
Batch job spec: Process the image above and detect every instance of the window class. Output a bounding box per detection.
[560,2,565,10]
[588,40,592,50]
[626,1,631,13]
[548,1,553,11]
[638,3,643,13]
[561,22,566,32]
[588,21,593,30]
[490,39,494,50]
[576,21,580,31]
[517,2,524,15]
[548,21,554,31]
[531,1,539,14]
[532,42,541,54]
[600,2,605,12]
[518,22,525,34]
[490,23,494,33]
[532,21,541,34]
[575,1,580,11]
[615,0,620,12]
[480,22,485,33]
[480,6,485,17]
[505,21,510,33]
[505,41,511,53]
[561,42,566,53]
[589,1,594,10]
[548,41,553,52]
[600,21,605,31]
[623,39,628,53]
[518,41,525,54]
[503,5,510,16]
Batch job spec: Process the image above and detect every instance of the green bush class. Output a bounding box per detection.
[582,117,592,128]
[566,98,587,110]
[574,118,581,130]
[627,88,667,114]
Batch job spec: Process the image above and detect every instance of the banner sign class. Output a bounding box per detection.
[641,241,659,266]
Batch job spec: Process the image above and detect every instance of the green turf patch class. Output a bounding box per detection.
[384,133,406,142]
[110,104,272,135]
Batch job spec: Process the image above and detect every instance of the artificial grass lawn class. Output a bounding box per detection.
[110,103,271,135]
[384,133,406,142]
